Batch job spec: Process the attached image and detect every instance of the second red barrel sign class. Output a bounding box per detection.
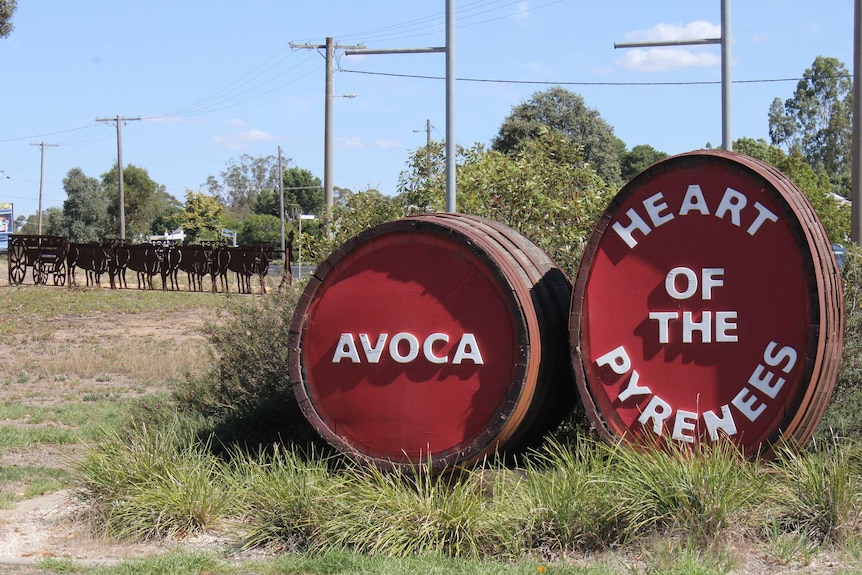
[569,150,844,458]
[289,213,574,472]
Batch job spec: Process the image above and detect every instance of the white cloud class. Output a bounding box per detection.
[616,47,720,72]
[375,137,403,149]
[227,118,247,127]
[212,129,278,150]
[337,136,366,150]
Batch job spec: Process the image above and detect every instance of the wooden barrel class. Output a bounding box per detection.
[289,213,575,472]
[569,150,844,458]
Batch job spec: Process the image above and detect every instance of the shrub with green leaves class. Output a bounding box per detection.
[817,243,862,441]
[172,286,322,450]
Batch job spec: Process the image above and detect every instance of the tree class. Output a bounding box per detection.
[177,190,224,243]
[61,168,108,242]
[253,189,281,218]
[102,164,174,239]
[735,137,850,243]
[459,127,610,274]
[394,126,611,274]
[42,207,64,236]
[620,144,668,183]
[238,213,281,245]
[306,188,401,264]
[396,139,448,213]
[492,87,626,188]
[205,154,283,217]
[0,0,16,38]
[282,167,323,216]
[768,56,853,197]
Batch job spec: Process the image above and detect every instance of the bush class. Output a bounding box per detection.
[172,285,323,451]
[816,244,862,441]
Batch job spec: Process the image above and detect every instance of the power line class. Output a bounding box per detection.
[340,68,853,86]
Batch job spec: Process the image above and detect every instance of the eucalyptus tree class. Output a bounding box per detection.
[768,56,853,197]
[62,167,108,242]
[0,0,16,38]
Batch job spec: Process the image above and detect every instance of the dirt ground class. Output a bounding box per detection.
[0,257,231,571]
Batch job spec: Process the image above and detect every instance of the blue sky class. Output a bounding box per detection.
[0,1,855,219]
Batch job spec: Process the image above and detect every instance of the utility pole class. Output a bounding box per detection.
[96,115,141,239]
[413,119,432,180]
[290,38,364,236]
[615,0,731,151]
[278,146,286,253]
[29,142,58,235]
[346,0,456,212]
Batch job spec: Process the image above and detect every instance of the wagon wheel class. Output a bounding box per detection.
[52,260,67,286]
[33,260,48,285]
[8,243,26,285]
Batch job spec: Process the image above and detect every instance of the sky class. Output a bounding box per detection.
[0,1,856,220]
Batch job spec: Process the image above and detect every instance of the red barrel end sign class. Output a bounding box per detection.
[290,213,574,471]
[570,150,844,457]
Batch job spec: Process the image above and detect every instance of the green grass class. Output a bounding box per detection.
[0,284,216,321]
[0,465,71,508]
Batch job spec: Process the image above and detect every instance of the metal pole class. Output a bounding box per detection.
[445,0,456,212]
[278,146,285,253]
[324,37,334,236]
[853,0,862,243]
[96,116,140,240]
[29,142,57,235]
[721,0,732,151]
[117,119,126,238]
[37,144,45,235]
[425,118,432,179]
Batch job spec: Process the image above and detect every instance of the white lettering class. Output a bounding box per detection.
[715,312,738,342]
[703,405,738,440]
[638,395,673,434]
[612,208,652,249]
[763,341,797,373]
[332,332,484,364]
[649,312,678,344]
[701,268,724,299]
[453,333,484,364]
[748,364,785,399]
[390,333,420,363]
[679,185,710,216]
[618,370,652,402]
[333,333,361,363]
[666,267,698,299]
[747,202,779,235]
[423,333,449,364]
[596,346,632,374]
[360,333,387,363]
[672,409,698,443]
[683,311,712,344]
[731,387,767,422]
[715,187,747,227]
[644,192,675,227]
